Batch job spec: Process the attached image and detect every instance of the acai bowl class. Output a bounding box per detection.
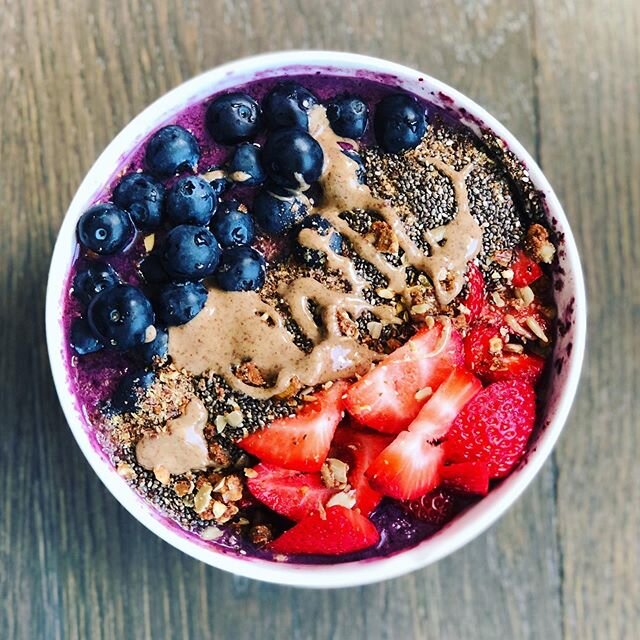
[46,51,585,587]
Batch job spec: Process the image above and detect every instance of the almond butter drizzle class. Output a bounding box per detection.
[168,106,482,399]
[135,398,210,475]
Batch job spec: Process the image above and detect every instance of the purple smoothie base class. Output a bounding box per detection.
[61,71,567,565]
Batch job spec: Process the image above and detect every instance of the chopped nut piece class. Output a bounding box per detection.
[336,309,359,338]
[376,287,395,300]
[143,234,155,252]
[321,457,350,489]
[116,462,136,480]
[504,314,535,340]
[525,316,549,342]
[367,321,383,340]
[194,481,213,514]
[226,410,244,428]
[201,168,226,183]
[501,268,514,280]
[491,291,506,307]
[489,337,503,354]
[220,474,243,503]
[415,386,433,402]
[235,362,266,387]
[516,286,535,307]
[214,415,228,433]
[153,465,171,485]
[244,467,258,479]
[366,220,399,253]
[524,223,556,263]
[208,441,232,468]
[275,376,303,399]
[173,479,194,497]
[211,501,238,524]
[326,490,357,509]
[504,342,524,353]
[249,524,273,546]
[411,303,431,315]
[201,526,224,541]
[211,500,228,519]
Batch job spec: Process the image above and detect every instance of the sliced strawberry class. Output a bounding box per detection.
[407,368,482,441]
[511,249,543,287]
[245,463,337,521]
[344,323,463,433]
[330,426,393,516]
[464,323,545,385]
[444,379,536,478]
[366,432,444,500]
[238,382,347,472]
[441,461,490,495]
[460,262,485,322]
[268,505,380,556]
[404,488,456,525]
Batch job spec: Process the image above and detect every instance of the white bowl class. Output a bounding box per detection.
[46,51,586,588]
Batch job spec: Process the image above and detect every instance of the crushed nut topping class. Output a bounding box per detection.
[524,223,555,263]
[321,457,350,489]
[366,220,399,253]
[234,362,266,387]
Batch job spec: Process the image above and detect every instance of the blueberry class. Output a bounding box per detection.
[252,188,308,234]
[207,172,232,198]
[161,225,221,281]
[293,214,343,268]
[206,93,262,145]
[77,203,134,255]
[88,284,155,350]
[110,370,156,414]
[155,281,207,326]
[70,317,104,355]
[326,95,369,138]
[138,254,170,286]
[216,246,266,292]
[262,128,323,191]
[374,93,427,153]
[113,172,165,232]
[263,82,318,130]
[145,125,200,177]
[226,143,265,186]
[211,200,255,248]
[72,260,120,306]
[342,149,367,184]
[166,176,217,226]
[136,325,169,363]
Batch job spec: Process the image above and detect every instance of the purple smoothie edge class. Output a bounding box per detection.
[58,66,576,566]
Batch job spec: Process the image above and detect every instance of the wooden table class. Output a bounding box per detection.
[1,1,637,638]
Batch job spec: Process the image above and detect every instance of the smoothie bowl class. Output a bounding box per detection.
[46,51,585,587]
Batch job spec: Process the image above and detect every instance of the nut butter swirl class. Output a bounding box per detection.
[169,106,482,399]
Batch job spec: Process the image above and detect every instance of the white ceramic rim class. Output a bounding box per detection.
[46,50,586,588]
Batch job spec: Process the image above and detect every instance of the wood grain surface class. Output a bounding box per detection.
[0,1,637,638]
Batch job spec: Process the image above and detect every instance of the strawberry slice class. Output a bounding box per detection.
[404,488,456,525]
[460,262,485,322]
[511,249,543,287]
[344,323,463,433]
[238,382,347,472]
[366,432,444,500]
[245,463,337,521]
[444,379,536,478]
[268,505,380,555]
[441,461,490,495]
[464,323,545,385]
[330,426,393,516]
[407,368,482,441]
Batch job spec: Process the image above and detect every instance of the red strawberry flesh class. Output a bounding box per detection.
[407,368,482,441]
[330,426,393,516]
[344,322,463,433]
[441,461,490,495]
[246,463,337,521]
[238,382,347,472]
[268,505,380,555]
[366,431,444,500]
[444,379,536,478]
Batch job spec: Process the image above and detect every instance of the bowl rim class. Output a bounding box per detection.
[46,50,586,588]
